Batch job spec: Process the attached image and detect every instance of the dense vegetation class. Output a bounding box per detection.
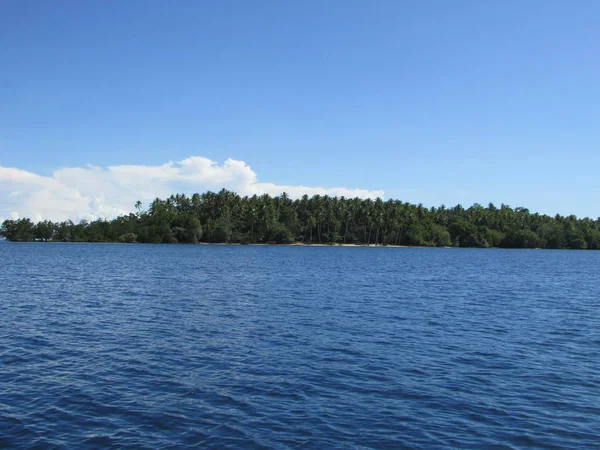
[2,190,599,249]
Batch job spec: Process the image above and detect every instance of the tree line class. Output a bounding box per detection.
[2,189,599,249]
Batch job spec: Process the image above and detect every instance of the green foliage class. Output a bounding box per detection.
[119,232,137,243]
[3,191,600,250]
[428,224,452,247]
[480,227,504,248]
[565,228,587,249]
[404,224,424,246]
[502,229,542,249]
[1,219,35,241]
[266,223,296,244]
[538,223,565,249]
[585,229,600,250]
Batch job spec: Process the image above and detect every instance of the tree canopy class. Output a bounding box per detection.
[2,190,600,249]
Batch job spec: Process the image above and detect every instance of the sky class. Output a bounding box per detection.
[1,0,599,222]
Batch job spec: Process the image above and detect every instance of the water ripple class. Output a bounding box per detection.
[1,244,600,448]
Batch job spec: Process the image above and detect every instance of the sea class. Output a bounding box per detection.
[1,242,599,449]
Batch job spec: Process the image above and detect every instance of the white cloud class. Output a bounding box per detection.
[0,156,384,223]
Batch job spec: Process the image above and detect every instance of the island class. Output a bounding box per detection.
[1,190,598,249]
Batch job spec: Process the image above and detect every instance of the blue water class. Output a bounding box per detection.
[1,243,600,449]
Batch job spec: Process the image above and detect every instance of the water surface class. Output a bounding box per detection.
[1,244,599,448]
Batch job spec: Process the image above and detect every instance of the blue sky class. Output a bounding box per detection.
[1,0,600,220]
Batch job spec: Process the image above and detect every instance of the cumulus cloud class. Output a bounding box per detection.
[0,156,384,223]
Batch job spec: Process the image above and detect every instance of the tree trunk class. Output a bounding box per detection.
[343,219,349,243]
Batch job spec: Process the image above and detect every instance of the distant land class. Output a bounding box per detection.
[1,190,598,249]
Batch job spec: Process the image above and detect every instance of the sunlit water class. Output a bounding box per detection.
[1,243,599,449]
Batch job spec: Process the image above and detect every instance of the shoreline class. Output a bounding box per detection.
[3,240,458,249]
[1,240,557,250]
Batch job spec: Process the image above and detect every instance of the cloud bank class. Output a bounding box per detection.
[0,156,384,223]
